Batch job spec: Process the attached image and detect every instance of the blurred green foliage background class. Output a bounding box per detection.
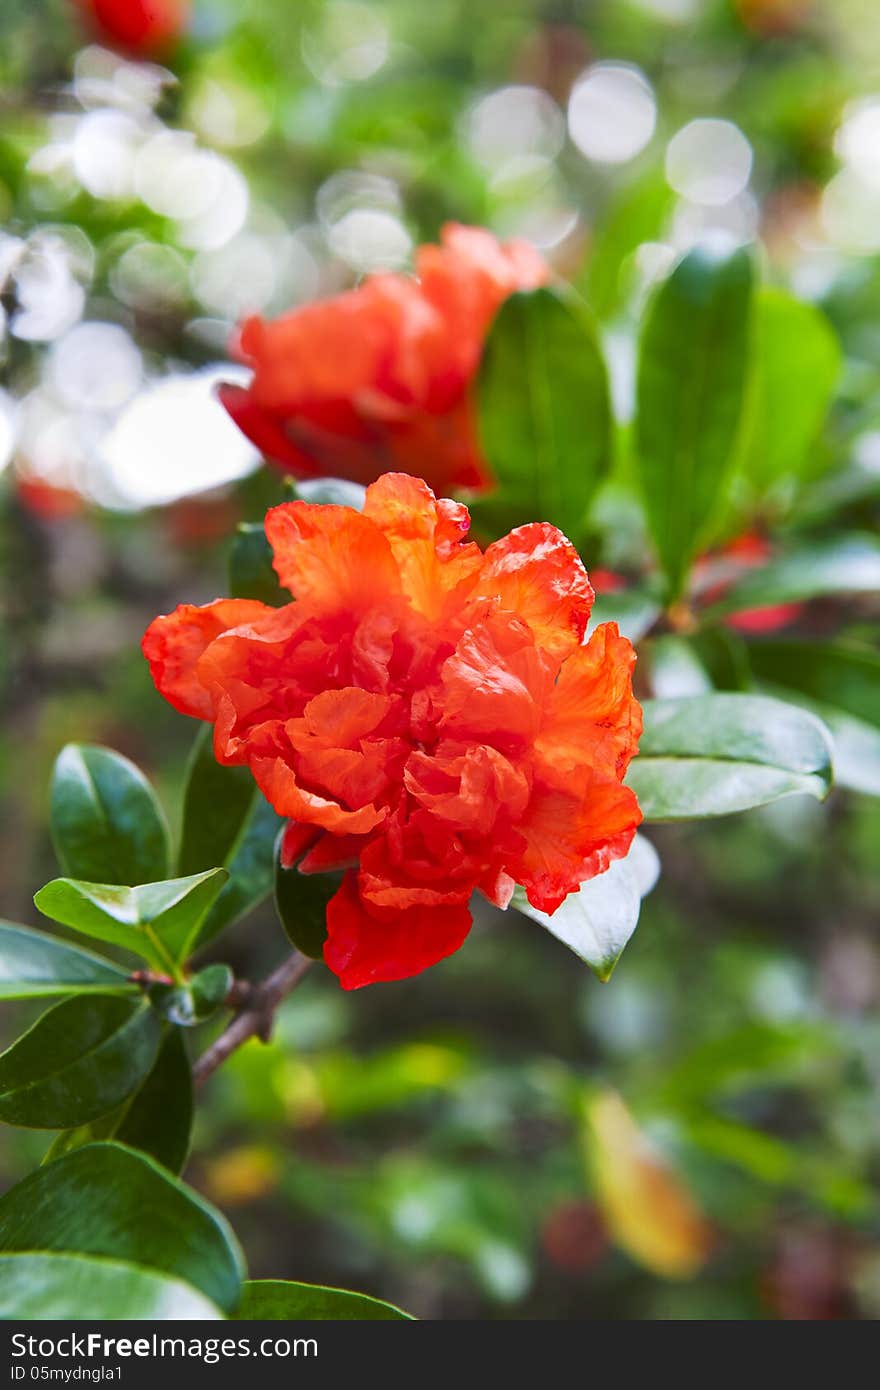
[1,0,879,1319]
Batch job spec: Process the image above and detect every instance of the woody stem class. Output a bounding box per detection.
[191,951,313,1088]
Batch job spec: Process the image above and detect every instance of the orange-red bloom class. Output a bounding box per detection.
[219,225,548,495]
[76,0,189,55]
[143,474,642,989]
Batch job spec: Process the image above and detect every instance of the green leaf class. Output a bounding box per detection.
[474,287,611,542]
[45,1030,194,1175]
[0,996,161,1128]
[0,1142,244,1313]
[179,726,283,946]
[739,287,841,496]
[511,834,660,980]
[0,1252,223,1320]
[635,244,754,598]
[706,534,880,616]
[274,829,340,959]
[35,869,229,969]
[627,693,834,820]
[229,521,286,605]
[581,171,674,320]
[149,964,233,1027]
[237,1279,414,1320]
[0,921,135,1000]
[296,477,366,509]
[50,744,171,886]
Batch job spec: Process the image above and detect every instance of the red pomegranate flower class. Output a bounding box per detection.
[219,224,548,495]
[76,0,189,55]
[143,474,642,989]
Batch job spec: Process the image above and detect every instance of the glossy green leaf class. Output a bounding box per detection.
[149,963,233,1027]
[274,830,340,959]
[512,834,660,980]
[35,869,229,969]
[50,744,171,886]
[474,287,611,541]
[627,693,834,820]
[635,245,754,598]
[45,1030,194,1174]
[0,996,161,1128]
[0,1252,223,1320]
[229,521,286,606]
[739,288,841,495]
[0,921,135,1000]
[0,1142,245,1313]
[237,1279,413,1320]
[179,726,283,947]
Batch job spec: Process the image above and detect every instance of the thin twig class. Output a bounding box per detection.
[192,951,313,1088]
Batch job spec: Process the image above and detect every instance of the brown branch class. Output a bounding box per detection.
[192,951,313,1089]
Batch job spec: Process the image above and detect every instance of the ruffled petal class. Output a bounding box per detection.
[470,522,594,661]
[142,598,272,719]
[324,871,472,989]
[536,622,642,780]
[250,755,388,834]
[265,500,399,608]
[363,473,482,619]
[513,775,642,914]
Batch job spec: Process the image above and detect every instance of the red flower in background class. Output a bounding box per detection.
[76,0,189,55]
[697,531,803,634]
[143,473,642,989]
[219,225,548,496]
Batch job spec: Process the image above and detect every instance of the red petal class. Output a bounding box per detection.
[324,872,472,989]
[265,500,399,608]
[471,522,594,661]
[141,598,271,719]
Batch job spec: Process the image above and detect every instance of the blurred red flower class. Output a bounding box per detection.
[143,473,642,988]
[76,0,189,54]
[697,531,803,634]
[219,225,548,495]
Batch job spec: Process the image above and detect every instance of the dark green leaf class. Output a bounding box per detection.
[274,829,340,959]
[46,1029,194,1175]
[511,834,660,980]
[179,726,283,947]
[0,921,134,1000]
[237,1279,413,1320]
[0,1142,244,1313]
[229,521,286,605]
[35,869,229,969]
[0,996,161,1128]
[0,1252,223,1320]
[474,287,611,542]
[739,288,841,496]
[635,245,754,597]
[627,693,834,819]
[50,744,170,886]
[150,963,232,1027]
[707,534,880,616]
